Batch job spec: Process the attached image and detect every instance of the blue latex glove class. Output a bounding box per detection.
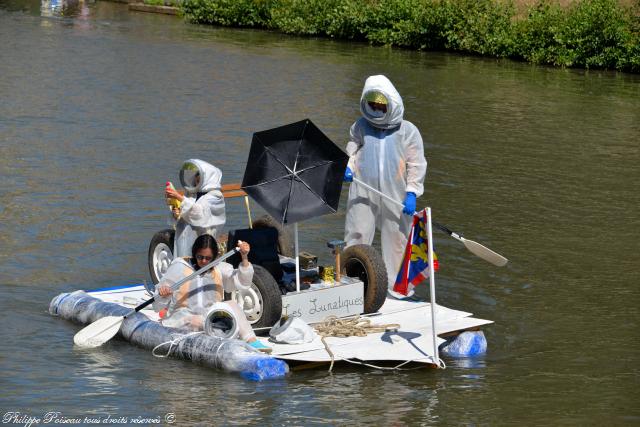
[402,192,416,215]
[344,166,353,182]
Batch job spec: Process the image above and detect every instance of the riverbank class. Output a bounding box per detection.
[129,2,178,15]
[177,0,639,73]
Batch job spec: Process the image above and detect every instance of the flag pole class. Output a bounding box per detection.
[294,222,300,292]
[404,218,413,290]
[426,207,441,367]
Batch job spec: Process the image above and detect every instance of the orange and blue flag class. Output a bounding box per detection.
[393,209,439,296]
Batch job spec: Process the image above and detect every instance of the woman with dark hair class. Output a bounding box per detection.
[153,234,271,352]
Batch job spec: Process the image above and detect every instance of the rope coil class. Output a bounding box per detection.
[314,315,401,371]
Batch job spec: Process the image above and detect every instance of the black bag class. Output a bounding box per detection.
[227,228,283,283]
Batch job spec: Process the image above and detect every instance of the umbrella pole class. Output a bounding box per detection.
[294,223,300,292]
[244,196,253,229]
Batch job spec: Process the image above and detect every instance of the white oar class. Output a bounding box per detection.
[351,177,508,267]
[73,248,239,348]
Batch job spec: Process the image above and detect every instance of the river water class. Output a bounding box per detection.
[1,1,639,425]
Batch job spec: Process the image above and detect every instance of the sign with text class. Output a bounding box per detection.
[281,280,364,324]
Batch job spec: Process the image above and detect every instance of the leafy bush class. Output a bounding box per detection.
[514,0,639,70]
[179,0,640,73]
[181,0,272,27]
[268,0,339,35]
[514,1,575,65]
[563,0,637,69]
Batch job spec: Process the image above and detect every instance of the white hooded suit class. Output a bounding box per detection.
[174,159,226,257]
[344,75,427,291]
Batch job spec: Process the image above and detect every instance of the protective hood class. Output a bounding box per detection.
[359,75,404,129]
[180,159,222,193]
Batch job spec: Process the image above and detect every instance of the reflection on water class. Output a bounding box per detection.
[73,347,125,394]
[0,0,639,424]
[40,0,85,17]
[446,357,487,387]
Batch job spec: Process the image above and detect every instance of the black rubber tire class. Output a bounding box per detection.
[340,244,388,314]
[242,265,282,330]
[252,214,294,257]
[148,229,175,285]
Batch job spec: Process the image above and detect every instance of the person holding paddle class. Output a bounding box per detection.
[154,234,271,353]
[343,75,428,298]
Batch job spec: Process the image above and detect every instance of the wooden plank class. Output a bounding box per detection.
[290,361,329,371]
[221,183,242,191]
[221,183,246,199]
[168,183,246,198]
[222,189,247,198]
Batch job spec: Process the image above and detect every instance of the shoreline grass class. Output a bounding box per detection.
[180,0,640,73]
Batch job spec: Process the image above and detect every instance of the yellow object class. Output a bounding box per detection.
[322,266,335,284]
[364,91,388,105]
[166,181,181,210]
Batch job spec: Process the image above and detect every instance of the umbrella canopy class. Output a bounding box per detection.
[241,119,348,225]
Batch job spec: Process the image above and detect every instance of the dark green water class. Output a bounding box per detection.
[1,1,639,425]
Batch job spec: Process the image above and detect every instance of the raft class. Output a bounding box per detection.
[51,283,492,373]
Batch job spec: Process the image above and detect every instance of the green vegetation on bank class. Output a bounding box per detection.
[180,0,640,73]
[143,0,167,6]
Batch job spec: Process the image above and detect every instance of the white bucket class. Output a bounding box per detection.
[203,303,239,340]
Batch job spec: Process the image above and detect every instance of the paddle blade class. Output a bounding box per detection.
[73,316,123,348]
[461,237,508,267]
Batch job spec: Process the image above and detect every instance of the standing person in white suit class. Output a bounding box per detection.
[343,75,427,297]
[165,159,226,257]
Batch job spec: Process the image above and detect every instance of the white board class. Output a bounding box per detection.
[281,279,364,324]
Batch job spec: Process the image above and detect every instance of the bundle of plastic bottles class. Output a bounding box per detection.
[49,291,288,381]
[439,330,487,357]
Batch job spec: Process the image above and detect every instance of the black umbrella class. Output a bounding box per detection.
[241,119,348,225]
[241,119,349,291]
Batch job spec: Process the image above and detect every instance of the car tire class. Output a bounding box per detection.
[340,244,388,314]
[235,265,282,330]
[148,229,175,285]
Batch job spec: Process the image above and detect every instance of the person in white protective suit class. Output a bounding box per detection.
[165,159,226,257]
[343,75,427,297]
[154,234,271,353]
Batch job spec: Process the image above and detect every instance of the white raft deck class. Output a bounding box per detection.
[87,284,492,368]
